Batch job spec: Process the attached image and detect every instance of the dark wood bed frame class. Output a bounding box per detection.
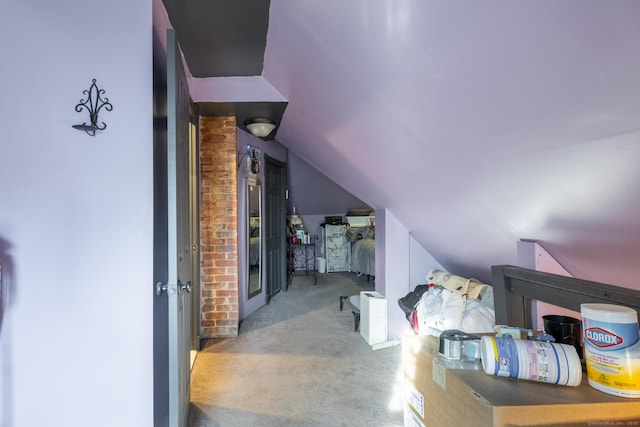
[491,265,640,329]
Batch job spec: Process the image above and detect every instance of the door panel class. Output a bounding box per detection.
[167,28,192,427]
[265,157,286,300]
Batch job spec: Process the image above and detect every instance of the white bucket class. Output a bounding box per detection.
[581,303,640,398]
[480,335,582,387]
[316,257,326,273]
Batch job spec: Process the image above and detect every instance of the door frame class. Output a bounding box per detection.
[188,106,201,356]
[152,23,170,427]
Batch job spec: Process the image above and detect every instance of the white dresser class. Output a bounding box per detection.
[324,224,350,272]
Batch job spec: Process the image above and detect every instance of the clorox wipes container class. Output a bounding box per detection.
[480,335,582,386]
[581,303,640,398]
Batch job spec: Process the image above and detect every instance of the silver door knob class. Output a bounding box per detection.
[156,281,168,296]
[179,280,192,293]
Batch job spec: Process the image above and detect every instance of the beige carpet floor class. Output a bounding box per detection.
[188,272,405,427]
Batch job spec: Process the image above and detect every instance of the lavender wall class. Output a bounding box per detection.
[523,241,582,330]
[0,1,154,426]
[376,210,412,339]
[286,150,370,216]
[409,235,444,289]
[375,211,447,340]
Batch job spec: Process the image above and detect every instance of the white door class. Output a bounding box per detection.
[166,28,192,427]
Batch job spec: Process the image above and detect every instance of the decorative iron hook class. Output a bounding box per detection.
[237,145,261,172]
[72,79,113,136]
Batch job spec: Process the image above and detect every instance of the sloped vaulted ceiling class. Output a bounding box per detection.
[166,0,640,287]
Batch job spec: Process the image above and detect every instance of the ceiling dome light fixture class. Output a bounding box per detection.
[245,118,276,139]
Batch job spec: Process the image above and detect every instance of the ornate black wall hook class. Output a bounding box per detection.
[237,145,262,173]
[72,79,113,136]
[250,147,260,174]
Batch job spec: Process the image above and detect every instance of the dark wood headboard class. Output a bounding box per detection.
[491,265,640,329]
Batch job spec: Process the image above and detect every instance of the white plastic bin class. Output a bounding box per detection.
[317,257,326,273]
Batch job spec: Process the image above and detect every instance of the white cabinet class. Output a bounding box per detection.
[360,291,387,345]
[324,224,350,272]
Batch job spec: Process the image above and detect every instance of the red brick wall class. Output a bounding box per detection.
[199,116,239,338]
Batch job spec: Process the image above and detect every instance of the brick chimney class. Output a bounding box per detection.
[199,116,239,338]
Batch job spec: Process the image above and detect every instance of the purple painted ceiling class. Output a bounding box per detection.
[177,1,640,286]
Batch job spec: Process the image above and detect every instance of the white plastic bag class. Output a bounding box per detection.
[415,286,495,336]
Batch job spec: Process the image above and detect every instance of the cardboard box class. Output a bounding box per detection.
[403,335,640,427]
